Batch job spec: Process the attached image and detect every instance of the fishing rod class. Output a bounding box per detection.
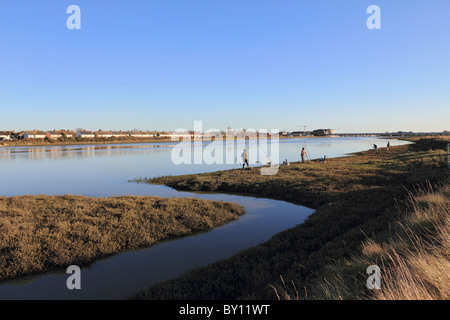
[299,136,311,162]
[297,125,312,162]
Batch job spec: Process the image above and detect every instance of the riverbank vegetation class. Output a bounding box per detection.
[0,134,322,148]
[132,136,449,299]
[0,195,244,282]
[0,136,172,147]
[368,181,449,300]
[273,180,449,300]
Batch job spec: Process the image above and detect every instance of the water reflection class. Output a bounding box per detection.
[0,137,412,299]
[0,143,175,161]
[0,185,314,300]
[0,137,411,197]
[0,137,408,163]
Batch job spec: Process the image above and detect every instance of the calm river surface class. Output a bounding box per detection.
[0,137,410,299]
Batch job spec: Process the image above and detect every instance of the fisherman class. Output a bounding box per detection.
[373,144,378,152]
[241,149,249,169]
[301,147,307,163]
[386,141,390,151]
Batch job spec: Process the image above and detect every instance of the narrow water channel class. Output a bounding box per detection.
[0,137,410,299]
[0,184,313,300]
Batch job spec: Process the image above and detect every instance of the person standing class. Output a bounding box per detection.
[386,141,390,151]
[301,147,307,163]
[241,149,249,169]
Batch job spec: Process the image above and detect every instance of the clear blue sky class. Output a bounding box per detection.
[1,0,449,133]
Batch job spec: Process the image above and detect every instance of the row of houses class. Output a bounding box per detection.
[75,130,173,139]
[0,130,173,141]
[1,128,339,141]
[1,130,73,140]
[1,129,283,141]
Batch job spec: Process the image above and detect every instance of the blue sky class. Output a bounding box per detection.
[0,0,449,133]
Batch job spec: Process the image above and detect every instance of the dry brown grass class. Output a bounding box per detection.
[309,181,450,300]
[0,195,244,282]
[369,182,450,300]
[269,181,450,300]
[133,137,449,300]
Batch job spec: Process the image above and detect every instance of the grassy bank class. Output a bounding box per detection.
[0,195,244,282]
[132,137,449,300]
[273,180,450,300]
[369,181,449,300]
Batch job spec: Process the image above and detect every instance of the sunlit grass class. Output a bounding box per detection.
[132,137,449,300]
[277,181,450,300]
[0,195,244,282]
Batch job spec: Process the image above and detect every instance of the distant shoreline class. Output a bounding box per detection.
[0,135,378,148]
[0,137,174,148]
[132,136,450,300]
[3,134,446,148]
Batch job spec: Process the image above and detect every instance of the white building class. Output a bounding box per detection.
[94,130,129,138]
[19,130,46,139]
[129,131,157,138]
[155,131,173,138]
[0,131,12,140]
[45,131,62,140]
[76,130,95,139]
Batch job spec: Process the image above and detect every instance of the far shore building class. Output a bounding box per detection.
[75,130,95,139]
[171,130,193,140]
[155,131,173,138]
[312,129,336,136]
[59,130,74,138]
[129,131,157,138]
[289,131,311,137]
[45,131,62,140]
[0,131,12,140]
[94,130,130,139]
[18,130,46,139]
[45,130,74,139]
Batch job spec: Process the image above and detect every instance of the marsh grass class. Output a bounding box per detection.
[132,137,449,300]
[370,182,450,300]
[0,195,244,282]
[309,181,450,300]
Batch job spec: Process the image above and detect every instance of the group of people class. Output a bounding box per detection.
[240,141,392,170]
[373,141,390,152]
[240,146,310,169]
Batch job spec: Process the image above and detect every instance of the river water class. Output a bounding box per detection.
[0,137,409,299]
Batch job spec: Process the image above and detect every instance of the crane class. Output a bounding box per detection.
[296,125,307,136]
